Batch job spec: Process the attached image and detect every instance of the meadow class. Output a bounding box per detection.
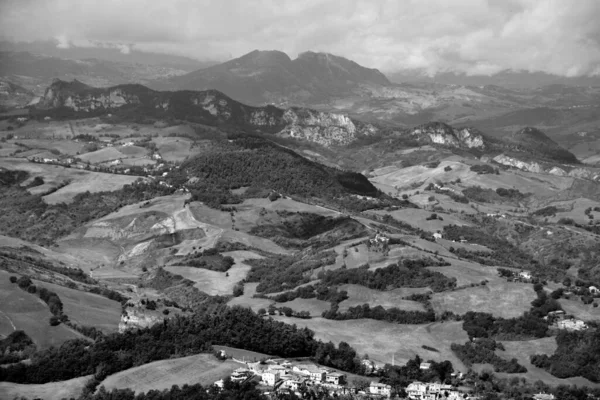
[0,375,90,400]
[98,354,239,394]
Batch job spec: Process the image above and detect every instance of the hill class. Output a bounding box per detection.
[154,49,390,105]
[505,127,579,164]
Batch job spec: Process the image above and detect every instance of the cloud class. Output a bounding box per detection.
[1,0,599,76]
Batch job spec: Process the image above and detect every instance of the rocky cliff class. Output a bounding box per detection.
[118,307,163,333]
[37,79,378,147]
[493,154,600,180]
[408,122,486,149]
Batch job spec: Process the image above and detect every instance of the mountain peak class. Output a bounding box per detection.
[237,49,292,66]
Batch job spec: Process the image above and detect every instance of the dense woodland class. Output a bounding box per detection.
[0,330,35,364]
[530,330,600,383]
[175,248,235,272]
[0,306,365,384]
[246,249,337,293]
[322,303,436,324]
[317,258,455,292]
[174,136,399,211]
[451,339,527,373]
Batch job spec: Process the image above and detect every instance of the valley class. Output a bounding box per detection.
[1,48,600,400]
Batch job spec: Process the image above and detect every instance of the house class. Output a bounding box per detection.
[419,362,431,370]
[214,379,224,389]
[262,370,280,386]
[308,368,326,382]
[589,286,599,295]
[361,358,377,374]
[533,393,555,400]
[325,372,346,385]
[519,271,532,280]
[427,383,453,394]
[231,368,251,382]
[433,232,442,240]
[407,382,428,399]
[557,318,588,331]
[369,382,392,397]
[279,378,305,391]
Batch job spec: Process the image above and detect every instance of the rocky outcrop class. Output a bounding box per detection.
[493,154,600,180]
[118,307,163,333]
[36,80,378,148]
[493,154,542,173]
[408,122,486,149]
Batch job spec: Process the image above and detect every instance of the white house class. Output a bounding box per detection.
[262,370,280,386]
[533,393,555,400]
[369,382,392,397]
[419,362,431,370]
[433,232,442,240]
[557,318,588,331]
[519,271,532,280]
[407,382,428,399]
[325,372,346,385]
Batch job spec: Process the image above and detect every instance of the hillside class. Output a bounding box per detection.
[505,127,580,164]
[154,50,390,105]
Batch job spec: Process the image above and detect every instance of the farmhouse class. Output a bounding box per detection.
[325,372,346,385]
[557,318,588,331]
[370,382,392,397]
[518,271,532,281]
[589,286,599,295]
[433,232,442,240]
[261,370,280,386]
[419,362,431,370]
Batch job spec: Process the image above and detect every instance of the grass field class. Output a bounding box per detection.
[227,282,274,312]
[338,284,427,312]
[43,171,141,204]
[369,208,471,233]
[279,297,332,316]
[33,279,122,333]
[13,138,86,156]
[213,345,272,361]
[152,137,196,162]
[431,281,536,319]
[166,250,262,296]
[558,298,600,321]
[428,261,503,287]
[0,375,91,400]
[272,316,469,370]
[0,270,85,349]
[98,354,238,394]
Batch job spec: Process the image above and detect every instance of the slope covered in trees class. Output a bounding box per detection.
[176,136,397,211]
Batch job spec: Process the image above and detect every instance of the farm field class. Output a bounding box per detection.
[0,375,91,400]
[338,284,427,312]
[558,298,600,321]
[368,208,470,233]
[98,353,239,394]
[431,281,536,319]
[0,270,84,349]
[152,137,196,162]
[279,297,331,316]
[33,279,122,333]
[166,250,262,296]
[0,158,141,202]
[272,316,469,369]
[227,282,274,312]
[213,345,272,361]
[428,261,503,286]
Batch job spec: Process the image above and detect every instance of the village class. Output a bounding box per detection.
[212,351,475,399]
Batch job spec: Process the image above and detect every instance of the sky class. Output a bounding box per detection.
[1,0,600,76]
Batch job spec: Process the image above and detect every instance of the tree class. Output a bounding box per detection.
[9,276,17,283]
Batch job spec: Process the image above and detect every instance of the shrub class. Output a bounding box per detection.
[444,166,452,172]
[49,316,61,326]
[9,276,17,283]
[17,276,32,289]
[27,285,37,294]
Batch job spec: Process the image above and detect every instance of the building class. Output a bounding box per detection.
[231,368,251,382]
[308,368,326,382]
[519,271,532,280]
[262,370,280,386]
[419,362,431,370]
[433,232,442,240]
[407,382,428,399]
[533,393,555,400]
[369,382,392,397]
[589,286,599,295]
[557,318,588,331]
[325,372,346,385]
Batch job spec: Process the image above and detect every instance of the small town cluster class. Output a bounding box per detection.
[213,354,474,399]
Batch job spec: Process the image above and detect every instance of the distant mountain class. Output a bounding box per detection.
[36,79,380,147]
[0,40,211,70]
[0,79,35,109]
[387,69,600,89]
[0,51,198,97]
[152,50,390,105]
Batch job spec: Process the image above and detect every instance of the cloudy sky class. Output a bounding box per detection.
[1,0,599,76]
